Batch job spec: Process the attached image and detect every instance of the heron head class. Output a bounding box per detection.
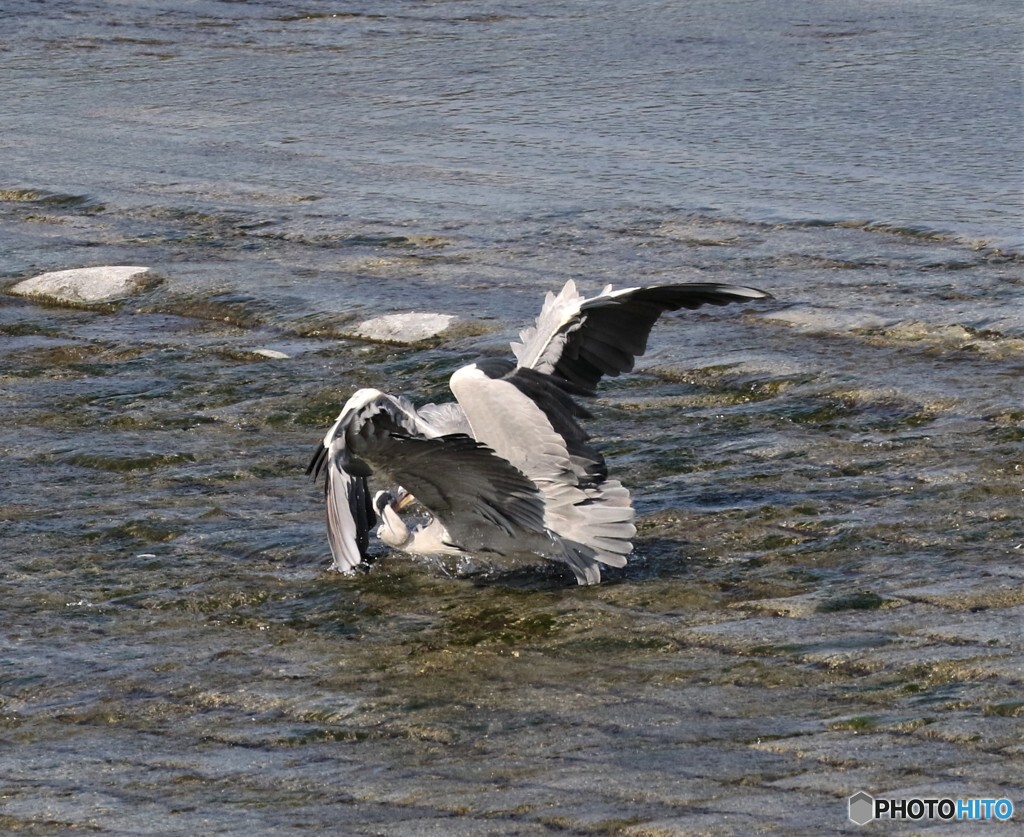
[374,490,398,516]
[373,489,415,548]
[373,487,415,516]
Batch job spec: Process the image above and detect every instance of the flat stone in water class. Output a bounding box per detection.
[351,312,455,343]
[760,305,895,334]
[10,266,151,304]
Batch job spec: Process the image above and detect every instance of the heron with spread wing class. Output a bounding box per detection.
[308,280,771,585]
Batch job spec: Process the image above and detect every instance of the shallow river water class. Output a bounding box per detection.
[2,1,1022,834]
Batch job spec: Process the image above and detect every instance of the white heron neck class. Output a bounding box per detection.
[376,506,412,549]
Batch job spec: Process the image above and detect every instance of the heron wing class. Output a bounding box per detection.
[323,467,374,572]
[307,389,431,572]
[472,358,606,485]
[349,428,546,538]
[416,401,471,436]
[511,281,772,394]
[450,363,635,574]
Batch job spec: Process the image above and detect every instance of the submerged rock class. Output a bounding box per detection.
[10,265,152,304]
[351,312,455,344]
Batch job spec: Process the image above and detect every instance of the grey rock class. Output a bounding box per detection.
[10,265,151,304]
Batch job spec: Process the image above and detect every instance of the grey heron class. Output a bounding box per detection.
[308,280,772,584]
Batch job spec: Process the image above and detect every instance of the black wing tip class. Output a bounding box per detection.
[307,443,328,479]
[629,283,774,309]
[352,474,375,556]
[544,282,774,395]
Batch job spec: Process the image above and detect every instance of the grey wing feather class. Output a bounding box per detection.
[307,389,426,571]
[475,360,607,486]
[307,440,374,571]
[324,467,374,571]
[416,401,471,436]
[448,363,636,580]
[349,429,546,537]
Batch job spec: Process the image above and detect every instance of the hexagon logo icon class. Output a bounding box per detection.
[849,791,875,825]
